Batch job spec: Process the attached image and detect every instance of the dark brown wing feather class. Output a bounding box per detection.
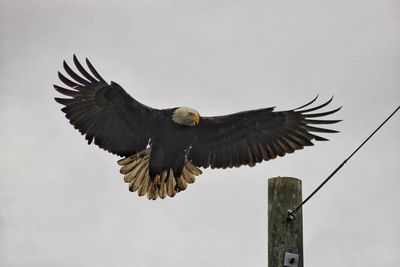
[189,96,341,169]
[54,55,163,157]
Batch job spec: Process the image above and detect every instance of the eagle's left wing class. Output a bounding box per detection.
[188,97,341,169]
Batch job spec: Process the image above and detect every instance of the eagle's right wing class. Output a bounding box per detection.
[54,55,163,157]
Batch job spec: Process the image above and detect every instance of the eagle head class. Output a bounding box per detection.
[172,107,200,126]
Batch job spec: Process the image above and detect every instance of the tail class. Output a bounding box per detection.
[117,148,202,200]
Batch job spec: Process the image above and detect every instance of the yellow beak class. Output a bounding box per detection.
[192,113,200,125]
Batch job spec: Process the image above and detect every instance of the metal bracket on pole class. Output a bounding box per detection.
[284,252,299,267]
[287,209,296,221]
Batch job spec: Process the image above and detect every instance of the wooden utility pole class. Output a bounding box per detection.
[268,177,303,267]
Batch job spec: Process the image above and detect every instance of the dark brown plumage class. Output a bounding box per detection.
[54,55,341,200]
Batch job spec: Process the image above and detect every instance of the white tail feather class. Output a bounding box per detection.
[159,172,167,199]
[118,148,202,200]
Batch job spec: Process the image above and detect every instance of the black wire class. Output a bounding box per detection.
[288,105,400,220]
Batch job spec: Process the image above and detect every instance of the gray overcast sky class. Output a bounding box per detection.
[0,0,399,266]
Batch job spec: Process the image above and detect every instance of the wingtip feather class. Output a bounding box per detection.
[294,95,319,110]
[85,57,106,82]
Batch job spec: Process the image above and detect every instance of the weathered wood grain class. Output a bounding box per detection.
[268,177,303,267]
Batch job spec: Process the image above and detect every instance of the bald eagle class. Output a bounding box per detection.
[54,56,341,200]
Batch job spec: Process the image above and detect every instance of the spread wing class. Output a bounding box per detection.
[54,55,163,157]
[189,97,341,169]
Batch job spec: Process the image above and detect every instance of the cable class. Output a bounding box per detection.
[287,105,400,220]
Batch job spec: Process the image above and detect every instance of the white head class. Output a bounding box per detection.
[172,107,200,126]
